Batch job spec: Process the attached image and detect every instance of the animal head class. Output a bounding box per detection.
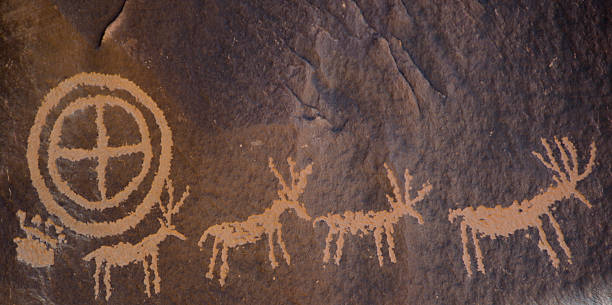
[157,218,187,240]
[269,157,313,220]
[157,179,190,240]
[288,200,311,221]
[383,163,431,224]
[269,157,313,202]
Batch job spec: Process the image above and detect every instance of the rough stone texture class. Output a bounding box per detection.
[0,0,610,304]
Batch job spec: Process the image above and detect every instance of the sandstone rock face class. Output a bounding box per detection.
[0,0,610,304]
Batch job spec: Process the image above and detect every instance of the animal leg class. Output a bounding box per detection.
[207,237,221,279]
[384,223,397,263]
[322,230,334,263]
[334,232,346,265]
[143,257,151,297]
[219,245,229,286]
[93,260,101,299]
[536,219,560,268]
[276,228,291,265]
[374,228,384,266]
[104,263,112,301]
[471,230,485,274]
[151,253,161,294]
[546,213,572,264]
[267,231,279,269]
[460,222,473,276]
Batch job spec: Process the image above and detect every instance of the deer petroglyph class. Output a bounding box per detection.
[448,137,596,276]
[314,164,431,266]
[198,157,313,286]
[83,179,190,300]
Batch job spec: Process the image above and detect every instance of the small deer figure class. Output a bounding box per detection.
[83,179,190,300]
[314,163,431,266]
[448,137,596,276]
[198,157,313,286]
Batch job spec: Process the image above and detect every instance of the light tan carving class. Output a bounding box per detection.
[314,164,431,266]
[48,95,153,210]
[448,137,596,276]
[83,179,189,300]
[27,73,173,237]
[198,157,312,286]
[13,210,66,268]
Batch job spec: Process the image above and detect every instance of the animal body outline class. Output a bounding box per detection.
[83,179,190,300]
[314,163,432,266]
[198,157,313,286]
[448,136,596,276]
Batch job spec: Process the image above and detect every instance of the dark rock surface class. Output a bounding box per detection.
[0,0,610,304]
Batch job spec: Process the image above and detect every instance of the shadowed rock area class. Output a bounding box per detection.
[0,0,610,304]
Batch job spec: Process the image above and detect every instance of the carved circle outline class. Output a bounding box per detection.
[27,73,173,237]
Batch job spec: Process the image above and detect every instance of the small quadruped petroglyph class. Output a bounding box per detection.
[83,179,189,300]
[314,163,431,266]
[198,157,313,286]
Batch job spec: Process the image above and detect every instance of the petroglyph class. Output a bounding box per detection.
[27,73,173,237]
[448,137,596,276]
[48,95,153,211]
[198,157,313,286]
[13,210,66,268]
[83,179,190,301]
[314,164,431,266]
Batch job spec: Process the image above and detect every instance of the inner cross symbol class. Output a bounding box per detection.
[47,95,153,210]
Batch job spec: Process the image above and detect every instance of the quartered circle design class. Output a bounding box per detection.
[27,73,173,237]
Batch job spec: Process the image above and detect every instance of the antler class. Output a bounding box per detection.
[159,179,190,224]
[269,157,313,202]
[384,163,403,210]
[269,157,289,200]
[383,163,432,224]
[404,169,432,208]
[532,137,596,208]
[532,137,596,185]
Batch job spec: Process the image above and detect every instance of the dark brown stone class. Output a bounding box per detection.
[1,0,610,304]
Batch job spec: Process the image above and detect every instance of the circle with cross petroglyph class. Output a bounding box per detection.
[48,95,153,211]
[27,73,173,238]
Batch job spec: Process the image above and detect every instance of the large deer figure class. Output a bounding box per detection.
[198,157,313,286]
[83,179,190,300]
[314,163,432,266]
[448,137,596,276]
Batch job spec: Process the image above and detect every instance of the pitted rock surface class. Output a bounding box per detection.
[0,0,610,304]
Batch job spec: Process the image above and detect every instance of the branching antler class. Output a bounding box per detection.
[532,137,596,186]
[269,157,313,201]
[159,179,190,224]
[384,163,404,210]
[383,163,432,224]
